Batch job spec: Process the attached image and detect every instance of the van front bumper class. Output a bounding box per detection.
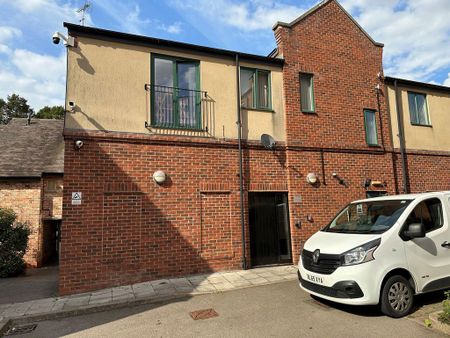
[298,259,380,305]
[298,271,363,299]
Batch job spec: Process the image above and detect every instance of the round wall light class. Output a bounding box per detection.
[306,172,318,185]
[153,170,166,184]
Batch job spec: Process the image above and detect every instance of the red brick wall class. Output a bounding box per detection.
[60,133,288,294]
[0,178,43,267]
[393,151,450,193]
[275,0,396,259]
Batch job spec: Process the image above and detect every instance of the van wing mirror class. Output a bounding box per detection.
[404,223,426,239]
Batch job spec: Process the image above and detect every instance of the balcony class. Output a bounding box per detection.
[145,84,215,137]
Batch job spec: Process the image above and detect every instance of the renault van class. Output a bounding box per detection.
[298,191,450,317]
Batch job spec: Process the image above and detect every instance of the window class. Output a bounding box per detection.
[364,109,378,146]
[299,73,315,112]
[408,91,430,126]
[405,198,443,233]
[240,68,271,110]
[151,55,200,129]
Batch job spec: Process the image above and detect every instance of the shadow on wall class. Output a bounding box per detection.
[60,115,239,297]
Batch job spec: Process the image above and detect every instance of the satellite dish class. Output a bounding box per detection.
[261,134,276,150]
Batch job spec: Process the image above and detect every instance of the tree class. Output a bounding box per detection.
[0,94,34,124]
[35,105,65,119]
[0,208,30,277]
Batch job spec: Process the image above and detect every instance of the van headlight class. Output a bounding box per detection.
[341,238,381,266]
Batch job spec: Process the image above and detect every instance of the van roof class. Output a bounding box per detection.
[353,191,450,204]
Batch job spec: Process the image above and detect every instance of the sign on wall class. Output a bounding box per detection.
[72,192,82,205]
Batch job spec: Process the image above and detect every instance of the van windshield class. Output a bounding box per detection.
[323,199,412,234]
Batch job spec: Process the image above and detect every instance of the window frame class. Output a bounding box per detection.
[363,109,379,147]
[299,72,315,113]
[240,67,272,111]
[150,53,201,130]
[407,91,431,127]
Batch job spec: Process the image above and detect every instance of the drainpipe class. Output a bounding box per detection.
[394,79,408,193]
[235,53,247,270]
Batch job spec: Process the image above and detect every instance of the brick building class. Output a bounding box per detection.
[384,77,450,194]
[0,118,64,267]
[59,0,449,295]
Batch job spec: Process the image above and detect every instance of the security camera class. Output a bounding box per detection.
[74,140,84,149]
[52,32,60,44]
[52,32,75,47]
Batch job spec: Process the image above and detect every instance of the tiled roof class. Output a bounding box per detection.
[0,118,64,177]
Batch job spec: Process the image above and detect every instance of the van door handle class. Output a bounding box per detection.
[441,241,450,248]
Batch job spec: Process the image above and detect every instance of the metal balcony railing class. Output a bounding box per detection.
[145,84,215,136]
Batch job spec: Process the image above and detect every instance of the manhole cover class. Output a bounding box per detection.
[5,324,38,336]
[189,308,219,320]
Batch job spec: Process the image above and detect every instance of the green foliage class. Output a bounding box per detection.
[424,319,432,328]
[0,94,34,124]
[439,290,450,325]
[35,105,65,120]
[0,208,30,277]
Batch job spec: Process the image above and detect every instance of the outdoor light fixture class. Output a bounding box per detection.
[152,170,166,184]
[306,173,318,185]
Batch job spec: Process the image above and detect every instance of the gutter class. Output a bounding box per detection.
[394,79,409,193]
[235,54,247,270]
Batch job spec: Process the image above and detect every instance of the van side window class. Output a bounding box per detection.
[405,198,443,233]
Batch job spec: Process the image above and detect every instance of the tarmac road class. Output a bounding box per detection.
[11,280,445,338]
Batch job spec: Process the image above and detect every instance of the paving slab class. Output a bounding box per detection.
[0,264,298,333]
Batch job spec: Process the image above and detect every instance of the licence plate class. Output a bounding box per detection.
[306,273,323,284]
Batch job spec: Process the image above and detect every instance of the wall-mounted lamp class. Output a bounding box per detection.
[332,172,348,187]
[364,178,372,189]
[306,173,318,185]
[74,140,84,150]
[152,170,167,184]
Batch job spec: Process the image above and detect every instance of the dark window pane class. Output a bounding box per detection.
[154,58,174,126]
[300,74,313,112]
[178,62,198,127]
[258,71,269,108]
[406,198,443,233]
[364,110,378,145]
[408,92,429,125]
[241,69,255,108]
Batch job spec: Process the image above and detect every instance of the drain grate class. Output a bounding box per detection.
[5,324,38,336]
[189,308,219,320]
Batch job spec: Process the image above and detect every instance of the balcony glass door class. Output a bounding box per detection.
[152,56,200,129]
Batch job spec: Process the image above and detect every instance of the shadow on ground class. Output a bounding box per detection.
[311,289,446,318]
[0,265,58,304]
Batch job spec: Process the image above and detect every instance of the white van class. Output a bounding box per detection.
[298,191,450,317]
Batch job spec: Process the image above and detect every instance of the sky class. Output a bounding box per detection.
[0,0,449,111]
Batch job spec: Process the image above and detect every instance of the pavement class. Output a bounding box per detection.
[5,280,446,338]
[0,265,298,334]
[0,265,58,304]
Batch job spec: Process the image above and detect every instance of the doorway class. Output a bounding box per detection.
[249,192,292,266]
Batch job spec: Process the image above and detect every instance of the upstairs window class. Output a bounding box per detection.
[300,73,315,112]
[364,109,378,146]
[408,91,430,126]
[151,55,200,129]
[240,68,271,110]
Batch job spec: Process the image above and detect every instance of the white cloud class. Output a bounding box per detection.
[170,0,308,31]
[444,73,450,87]
[0,49,65,110]
[159,22,182,34]
[0,26,22,55]
[340,0,450,83]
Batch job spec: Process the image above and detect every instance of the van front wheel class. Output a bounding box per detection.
[380,275,414,318]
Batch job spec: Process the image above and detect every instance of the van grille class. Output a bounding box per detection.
[302,250,341,275]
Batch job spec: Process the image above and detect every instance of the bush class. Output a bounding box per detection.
[0,208,30,277]
[439,290,450,325]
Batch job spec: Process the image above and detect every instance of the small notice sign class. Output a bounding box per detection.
[72,192,82,205]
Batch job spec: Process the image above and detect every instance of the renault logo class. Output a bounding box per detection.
[312,249,320,264]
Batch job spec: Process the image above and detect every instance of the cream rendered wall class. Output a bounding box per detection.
[66,37,285,142]
[387,84,450,152]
